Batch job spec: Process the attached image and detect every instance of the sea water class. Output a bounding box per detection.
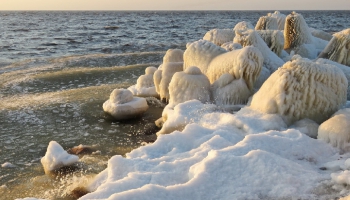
[0,11,349,199]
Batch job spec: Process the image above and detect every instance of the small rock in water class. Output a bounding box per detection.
[143,123,160,135]
[1,162,17,168]
[67,144,96,155]
[70,186,90,199]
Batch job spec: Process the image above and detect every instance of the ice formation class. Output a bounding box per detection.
[203,29,235,46]
[269,11,286,30]
[220,42,242,51]
[158,62,183,102]
[103,89,148,120]
[284,12,328,59]
[233,21,254,32]
[162,48,184,63]
[153,68,162,95]
[255,16,278,30]
[234,29,285,73]
[206,46,263,90]
[128,66,158,98]
[1,162,17,168]
[256,30,284,57]
[40,141,79,175]
[318,108,350,153]
[309,27,333,41]
[211,73,251,108]
[168,66,211,107]
[183,40,227,74]
[316,58,350,99]
[318,29,350,67]
[250,56,348,125]
[290,118,319,139]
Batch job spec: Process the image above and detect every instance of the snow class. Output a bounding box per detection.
[203,29,235,46]
[40,141,79,174]
[103,89,149,120]
[81,100,341,200]
[250,56,348,125]
[318,108,350,153]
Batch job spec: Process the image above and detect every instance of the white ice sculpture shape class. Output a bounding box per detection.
[250,56,347,125]
[103,89,148,120]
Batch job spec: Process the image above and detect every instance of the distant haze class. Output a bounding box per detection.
[2,0,350,10]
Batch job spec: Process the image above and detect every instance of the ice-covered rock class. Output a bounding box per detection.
[255,16,278,30]
[103,89,148,120]
[211,74,251,108]
[220,42,242,51]
[158,62,183,102]
[206,46,263,90]
[203,29,235,46]
[234,29,285,73]
[1,162,17,168]
[290,118,319,139]
[318,28,350,67]
[256,30,284,57]
[270,11,286,30]
[162,49,184,63]
[128,66,159,98]
[250,56,348,125]
[318,108,350,153]
[41,141,79,175]
[233,21,254,32]
[168,66,211,107]
[184,40,226,74]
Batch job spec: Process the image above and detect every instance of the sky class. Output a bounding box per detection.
[1,0,349,10]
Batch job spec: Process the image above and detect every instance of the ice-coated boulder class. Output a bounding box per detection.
[318,28,350,67]
[256,30,284,57]
[184,40,227,74]
[206,46,263,90]
[128,66,159,98]
[211,73,251,108]
[255,16,278,30]
[269,11,286,30]
[221,42,242,51]
[162,49,184,63]
[203,29,236,46]
[233,21,254,32]
[234,29,285,73]
[250,56,347,125]
[158,62,183,102]
[103,89,148,120]
[309,27,333,41]
[168,66,211,107]
[290,118,319,139]
[41,141,79,175]
[318,109,350,153]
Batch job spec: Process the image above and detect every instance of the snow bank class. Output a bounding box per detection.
[318,28,350,67]
[168,66,210,107]
[81,103,337,200]
[318,108,350,153]
[250,56,348,125]
[255,16,278,30]
[41,141,79,175]
[203,29,235,46]
[103,89,148,120]
[234,29,285,73]
[128,66,159,98]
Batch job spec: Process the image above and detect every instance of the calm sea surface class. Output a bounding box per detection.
[0,11,349,199]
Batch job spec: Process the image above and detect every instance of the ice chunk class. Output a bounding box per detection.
[162,49,184,63]
[270,11,286,30]
[158,62,183,102]
[203,29,235,46]
[40,141,79,175]
[255,16,278,30]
